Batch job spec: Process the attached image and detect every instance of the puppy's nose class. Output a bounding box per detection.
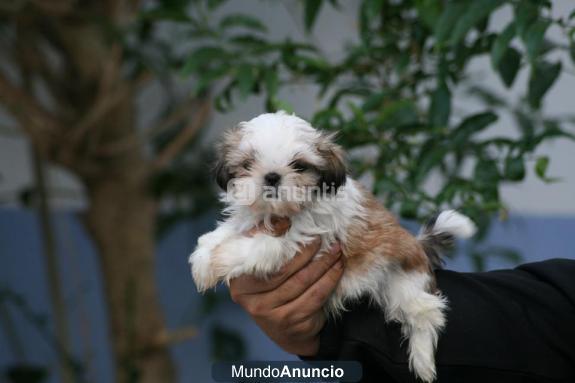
[264,172,281,187]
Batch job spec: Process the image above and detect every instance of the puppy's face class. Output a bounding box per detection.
[214,112,347,216]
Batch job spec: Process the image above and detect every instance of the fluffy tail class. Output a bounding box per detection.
[417,210,477,270]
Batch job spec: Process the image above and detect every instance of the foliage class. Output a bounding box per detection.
[146,0,575,264]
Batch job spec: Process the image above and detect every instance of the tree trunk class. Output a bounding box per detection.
[85,177,174,383]
[77,87,174,382]
[3,8,178,381]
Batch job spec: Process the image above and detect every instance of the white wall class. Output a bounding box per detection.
[0,0,573,214]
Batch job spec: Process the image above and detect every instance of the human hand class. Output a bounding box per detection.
[230,220,343,356]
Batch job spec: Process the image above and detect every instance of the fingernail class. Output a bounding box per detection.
[329,242,341,255]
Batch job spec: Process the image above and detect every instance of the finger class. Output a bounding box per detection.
[230,237,322,295]
[290,311,326,340]
[265,244,342,308]
[283,257,344,317]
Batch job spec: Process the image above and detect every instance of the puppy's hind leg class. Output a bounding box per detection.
[385,271,447,382]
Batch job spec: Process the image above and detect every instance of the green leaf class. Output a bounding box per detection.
[504,156,525,181]
[452,112,498,147]
[411,143,445,185]
[361,0,385,26]
[535,156,549,179]
[304,0,323,32]
[514,1,538,37]
[491,21,516,68]
[181,46,228,75]
[377,100,418,127]
[523,19,550,60]
[514,110,535,141]
[534,155,560,183]
[471,252,486,272]
[207,0,228,10]
[434,2,466,45]
[429,81,451,127]
[362,92,388,112]
[497,47,521,87]
[467,86,506,107]
[236,64,256,98]
[415,0,442,29]
[264,69,279,97]
[228,34,267,48]
[474,159,500,185]
[570,42,575,63]
[449,0,502,45]
[528,60,561,108]
[268,98,294,113]
[219,14,267,32]
[400,200,419,219]
[140,8,191,22]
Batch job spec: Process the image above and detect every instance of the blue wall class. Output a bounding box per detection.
[0,208,574,382]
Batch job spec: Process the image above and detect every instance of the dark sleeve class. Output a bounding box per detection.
[313,259,575,383]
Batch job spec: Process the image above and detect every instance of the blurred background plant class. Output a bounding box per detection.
[177,0,575,262]
[0,0,574,382]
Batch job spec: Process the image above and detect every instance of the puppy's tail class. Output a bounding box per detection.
[417,210,477,270]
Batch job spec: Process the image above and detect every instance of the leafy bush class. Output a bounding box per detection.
[160,0,575,256]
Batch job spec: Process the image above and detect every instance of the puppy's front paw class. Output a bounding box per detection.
[189,244,218,293]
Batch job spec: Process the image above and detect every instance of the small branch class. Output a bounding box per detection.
[147,97,201,138]
[0,0,26,12]
[70,85,129,143]
[153,99,211,170]
[30,0,75,15]
[71,58,149,146]
[31,120,74,383]
[154,326,198,347]
[98,44,123,97]
[0,71,61,137]
[0,299,27,362]
[98,96,201,157]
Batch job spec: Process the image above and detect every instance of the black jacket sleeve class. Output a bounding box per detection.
[313,259,575,383]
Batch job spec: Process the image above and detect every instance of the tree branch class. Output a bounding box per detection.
[0,70,62,148]
[70,85,129,143]
[153,99,211,170]
[97,96,201,157]
[147,97,201,138]
[154,326,198,347]
[71,65,151,147]
[30,0,75,15]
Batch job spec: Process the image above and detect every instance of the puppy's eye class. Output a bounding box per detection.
[291,160,310,173]
[241,160,252,170]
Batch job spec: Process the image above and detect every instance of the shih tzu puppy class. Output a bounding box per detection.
[189,111,476,382]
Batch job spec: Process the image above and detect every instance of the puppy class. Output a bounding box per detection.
[189,111,476,382]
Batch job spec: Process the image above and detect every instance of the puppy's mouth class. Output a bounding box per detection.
[250,195,302,216]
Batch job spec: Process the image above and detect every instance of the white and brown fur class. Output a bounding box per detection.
[189,111,476,382]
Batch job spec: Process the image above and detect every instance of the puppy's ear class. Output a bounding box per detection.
[213,124,244,190]
[213,157,232,190]
[316,132,347,192]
